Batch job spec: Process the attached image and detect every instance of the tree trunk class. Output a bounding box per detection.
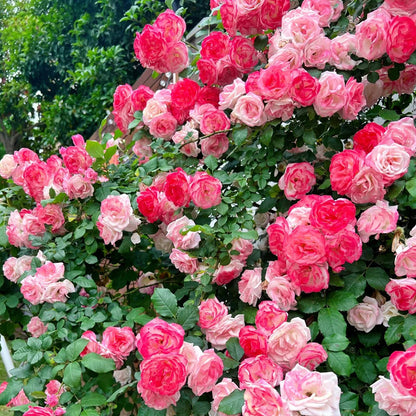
[0,130,20,154]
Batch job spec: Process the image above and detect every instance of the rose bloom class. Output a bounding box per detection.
[383,117,416,156]
[231,93,267,127]
[198,297,228,329]
[267,217,290,257]
[357,200,398,243]
[285,225,326,266]
[190,171,222,209]
[302,0,336,27]
[395,246,416,278]
[325,229,362,273]
[355,8,391,60]
[304,36,332,69]
[212,259,244,285]
[287,262,330,294]
[136,318,184,359]
[258,64,291,101]
[278,162,316,201]
[386,278,416,314]
[201,133,230,158]
[27,316,48,338]
[255,301,287,336]
[239,325,268,357]
[0,154,17,178]
[238,355,284,389]
[281,8,323,48]
[139,353,187,397]
[211,378,239,415]
[330,149,364,195]
[341,77,366,120]
[353,122,386,154]
[204,314,245,350]
[290,69,320,107]
[347,296,384,333]
[313,71,347,118]
[169,249,199,274]
[102,326,135,359]
[296,342,328,371]
[21,276,44,305]
[137,387,180,411]
[201,31,230,60]
[163,168,191,207]
[63,174,94,199]
[243,379,289,416]
[371,376,416,416]
[387,344,416,397]
[366,143,410,186]
[172,124,200,158]
[268,318,311,370]
[229,36,258,73]
[268,42,304,70]
[188,349,224,396]
[99,194,133,232]
[281,364,341,416]
[166,216,200,250]
[239,268,262,306]
[137,186,161,223]
[383,0,416,16]
[171,78,200,110]
[3,257,20,283]
[386,16,416,63]
[266,275,297,311]
[310,196,356,235]
[41,280,75,303]
[200,108,230,135]
[22,407,54,416]
[348,166,386,204]
[149,113,178,140]
[219,78,246,110]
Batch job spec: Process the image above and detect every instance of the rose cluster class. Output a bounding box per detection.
[133,9,188,75]
[330,118,416,204]
[136,318,223,409]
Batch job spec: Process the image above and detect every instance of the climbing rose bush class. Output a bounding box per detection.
[1,1,416,415]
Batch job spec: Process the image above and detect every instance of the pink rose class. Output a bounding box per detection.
[204,314,245,350]
[395,246,416,278]
[163,168,191,208]
[386,16,416,63]
[136,318,184,359]
[348,166,386,204]
[201,133,230,158]
[281,364,341,415]
[313,71,347,117]
[287,262,330,294]
[296,342,328,370]
[347,296,383,332]
[386,278,416,313]
[264,97,295,122]
[98,194,134,233]
[304,36,332,69]
[166,216,200,250]
[278,162,316,201]
[229,36,258,73]
[357,200,399,243]
[211,378,239,415]
[149,112,177,140]
[330,149,365,195]
[201,31,230,60]
[258,64,291,101]
[27,317,48,338]
[255,301,287,336]
[22,407,54,416]
[387,344,416,396]
[102,326,135,359]
[198,297,228,329]
[382,117,416,156]
[172,124,200,157]
[21,276,43,305]
[281,8,323,48]
[200,108,230,135]
[188,349,224,396]
[219,78,246,110]
[341,77,366,120]
[290,69,320,107]
[302,0,337,27]
[35,204,65,233]
[137,186,161,223]
[169,249,199,274]
[63,174,94,199]
[325,229,362,272]
[239,325,268,358]
[266,275,297,311]
[190,171,222,209]
[372,376,416,416]
[239,355,283,389]
[354,122,386,154]
[267,217,290,257]
[231,93,267,127]
[383,0,416,16]
[138,353,187,397]
[3,257,19,282]
[267,318,311,370]
[212,259,244,285]
[0,154,17,179]
[59,145,92,175]
[355,9,391,61]
[243,379,288,416]
[239,268,262,306]
[41,280,75,303]
[131,85,154,112]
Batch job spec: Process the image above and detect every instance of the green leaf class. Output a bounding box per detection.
[0,225,9,247]
[406,177,416,198]
[107,382,136,403]
[260,125,273,146]
[327,351,352,376]
[379,109,400,121]
[318,308,347,337]
[74,277,96,289]
[63,362,82,388]
[367,72,380,83]
[297,293,326,314]
[355,356,378,383]
[322,334,350,352]
[327,291,358,311]
[204,155,218,171]
[218,389,244,415]
[340,392,359,410]
[257,197,277,214]
[138,404,166,415]
[385,316,404,345]
[232,125,248,145]
[226,337,244,361]
[81,410,100,416]
[177,305,199,330]
[82,353,116,373]
[151,288,178,318]
[303,129,316,146]
[65,404,82,416]
[86,140,104,159]
[366,267,390,290]
[343,274,366,297]
[81,392,107,407]
[66,338,89,362]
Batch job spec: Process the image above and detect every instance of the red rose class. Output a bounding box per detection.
[386,16,416,63]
